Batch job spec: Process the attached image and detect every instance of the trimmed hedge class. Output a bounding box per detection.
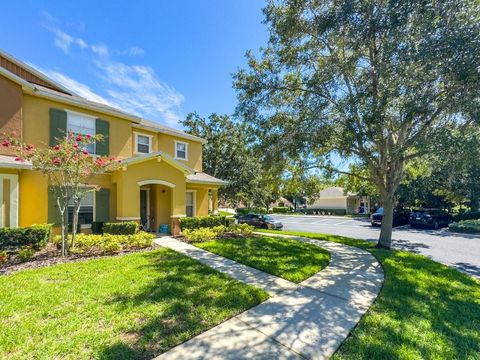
[0,224,52,252]
[272,206,292,214]
[236,207,268,216]
[452,211,480,222]
[179,216,227,231]
[449,219,480,233]
[103,221,139,235]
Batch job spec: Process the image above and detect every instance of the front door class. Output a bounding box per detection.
[140,189,149,229]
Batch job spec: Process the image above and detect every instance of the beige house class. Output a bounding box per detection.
[306,187,370,215]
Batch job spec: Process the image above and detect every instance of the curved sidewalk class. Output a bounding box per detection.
[153,233,384,360]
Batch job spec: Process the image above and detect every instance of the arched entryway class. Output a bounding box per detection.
[137,180,175,232]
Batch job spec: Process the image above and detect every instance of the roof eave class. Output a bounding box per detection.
[26,87,142,123]
[133,123,207,144]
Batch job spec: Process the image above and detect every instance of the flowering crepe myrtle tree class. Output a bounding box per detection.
[2,132,120,256]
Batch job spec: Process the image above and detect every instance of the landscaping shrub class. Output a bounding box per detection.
[0,224,52,252]
[225,217,236,227]
[452,211,480,222]
[236,207,268,216]
[179,216,227,230]
[53,232,155,254]
[272,206,292,214]
[103,221,139,235]
[17,247,35,261]
[449,219,480,233]
[230,223,255,236]
[182,227,218,243]
[181,223,255,242]
[0,250,8,264]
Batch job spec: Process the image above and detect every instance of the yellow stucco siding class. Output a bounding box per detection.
[19,170,47,226]
[111,158,188,219]
[18,169,114,227]
[157,134,203,171]
[22,95,134,158]
[1,76,218,232]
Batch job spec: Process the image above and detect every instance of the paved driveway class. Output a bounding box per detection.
[272,215,480,279]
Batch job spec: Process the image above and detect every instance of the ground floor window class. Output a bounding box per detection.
[68,190,94,228]
[186,191,195,217]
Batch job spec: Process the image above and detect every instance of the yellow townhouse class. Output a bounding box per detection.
[0,50,224,235]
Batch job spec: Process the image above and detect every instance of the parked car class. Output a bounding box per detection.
[410,209,452,229]
[237,214,283,230]
[370,207,411,227]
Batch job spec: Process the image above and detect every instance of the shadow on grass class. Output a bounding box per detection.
[264,230,480,359]
[196,235,331,283]
[97,249,267,360]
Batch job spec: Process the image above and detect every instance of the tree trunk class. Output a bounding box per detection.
[61,210,69,257]
[71,202,80,249]
[377,196,394,249]
[470,193,479,212]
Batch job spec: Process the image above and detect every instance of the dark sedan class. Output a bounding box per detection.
[410,209,452,229]
[237,214,283,230]
[371,207,411,227]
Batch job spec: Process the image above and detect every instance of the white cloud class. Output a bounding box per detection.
[119,46,145,57]
[91,43,109,57]
[39,18,185,127]
[96,61,185,127]
[50,27,87,54]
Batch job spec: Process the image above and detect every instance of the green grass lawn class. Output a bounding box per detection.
[260,230,480,359]
[195,235,330,283]
[0,249,268,360]
[217,210,234,217]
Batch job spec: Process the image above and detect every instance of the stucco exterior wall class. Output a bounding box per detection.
[157,134,203,172]
[308,197,347,210]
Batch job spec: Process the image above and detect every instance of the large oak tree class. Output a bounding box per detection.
[234,0,480,248]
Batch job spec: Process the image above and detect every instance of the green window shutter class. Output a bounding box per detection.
[49,108,67,146]
[47,186,62,226]
[95,119,110,156]
[95,188,110,222]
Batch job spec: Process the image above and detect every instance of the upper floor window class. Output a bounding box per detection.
[175,141,188,160]
[67,111,95,153]
[135,133,152,154]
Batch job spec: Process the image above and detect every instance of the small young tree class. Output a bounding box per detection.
[2,132,119,256]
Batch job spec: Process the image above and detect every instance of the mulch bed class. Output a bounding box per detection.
[0,243,159,275]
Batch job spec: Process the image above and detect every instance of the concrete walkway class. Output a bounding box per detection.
[153,234,384,360]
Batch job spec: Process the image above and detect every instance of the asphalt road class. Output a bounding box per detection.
[271,214,480,279]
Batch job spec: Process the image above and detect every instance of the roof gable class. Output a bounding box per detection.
[0,51,71,95]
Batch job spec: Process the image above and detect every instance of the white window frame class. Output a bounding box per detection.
[134,132,153,154]
[174,140,188,160]
[186,190,196,217]
[68,186,96,229]
[66,110,96,154]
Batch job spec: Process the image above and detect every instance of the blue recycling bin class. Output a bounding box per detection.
[159,224,170,234]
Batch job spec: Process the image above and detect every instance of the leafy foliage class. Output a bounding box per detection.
[52,232,154,254]
[0,224,52,252]
[449,220,480,234]
[181,113,284,207]
[179,216,227,231]
[1,131,119,255]
[234,0,480,248]
[103,221,139,235]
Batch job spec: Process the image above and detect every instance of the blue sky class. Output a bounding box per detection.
[0,1,268,128]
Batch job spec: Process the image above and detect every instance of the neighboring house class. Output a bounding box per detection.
[0,50,225,234]
[306,187,370,215]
